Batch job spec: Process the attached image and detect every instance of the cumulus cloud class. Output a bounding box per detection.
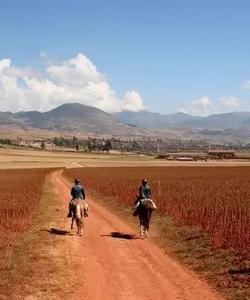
[183,96,214,116]
[46,54,104,87]
[0,53,145,113]
[182,96,242,116]
[220,96,240,108]
[121,91,145,111]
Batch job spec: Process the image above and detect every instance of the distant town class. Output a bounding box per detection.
[1,136,250,161]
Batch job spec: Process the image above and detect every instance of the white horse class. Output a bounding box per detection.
[70,199,84,236]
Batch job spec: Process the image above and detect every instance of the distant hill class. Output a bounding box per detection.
[0,103,139,135]
[115,111,201,129]
[0,103,250,143]
[183,112,250,129]
[115,110,250,130]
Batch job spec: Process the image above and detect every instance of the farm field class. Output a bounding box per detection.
[1,148,250,169]
[0,168,224,299]
[0,168,51,251]
[0,158,249,299]
[64,166,250,299]
[64,166,250,255]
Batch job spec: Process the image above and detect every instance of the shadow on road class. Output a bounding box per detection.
[101,231,139,240]
[46,228,73,236]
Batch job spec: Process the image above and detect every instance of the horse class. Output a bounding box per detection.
[134,199,156,238]
[70,199,85,236]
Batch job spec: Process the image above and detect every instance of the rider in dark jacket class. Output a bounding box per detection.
[71,180,85,200]
[133,179,156,216]
[67,179,88,217]
[139,179,151,199]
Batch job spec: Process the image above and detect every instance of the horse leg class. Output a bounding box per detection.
[79,221,82,236]
[140,225,144,237]
[71,216,74,229]
[75,205,83,236]
[80,208,84,236]
[139,214,144,237]
[84,202,89,217]
[144,213,148,238]
[76,217,83,236]
[145,209,152,238]
[77,220,79,234]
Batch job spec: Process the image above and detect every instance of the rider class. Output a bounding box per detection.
[133,179,156,215]
[67,179,89,217]
[139,179,151,200]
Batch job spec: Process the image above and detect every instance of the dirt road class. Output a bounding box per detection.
[52,170,223,300]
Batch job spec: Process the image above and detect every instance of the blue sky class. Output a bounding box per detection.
[0,0,250,115]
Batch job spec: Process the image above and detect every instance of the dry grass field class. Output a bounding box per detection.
[1,148,250,169]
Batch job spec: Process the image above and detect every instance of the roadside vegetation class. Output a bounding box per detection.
[0,170,84,298]
[0,169,51,251]
[63,166,250,300]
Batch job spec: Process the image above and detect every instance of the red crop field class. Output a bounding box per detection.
[64,167,250,255]
[0,169,51,250]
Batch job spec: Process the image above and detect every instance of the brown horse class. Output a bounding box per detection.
[70,199,84,236]
[134,199,155,238]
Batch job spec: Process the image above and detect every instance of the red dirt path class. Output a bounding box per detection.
[53,170,223,300]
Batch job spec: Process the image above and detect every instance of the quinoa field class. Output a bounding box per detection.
[0,169,51,250]
[64,167,250,255]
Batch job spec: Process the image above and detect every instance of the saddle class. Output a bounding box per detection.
[133,198,157,216]
[140,199,157,210]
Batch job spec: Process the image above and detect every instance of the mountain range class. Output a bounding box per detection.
[0,103,138,136]
[0,103,249,143]
[115,110,250,130]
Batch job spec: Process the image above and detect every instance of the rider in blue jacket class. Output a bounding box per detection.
[67,179,88,217]
[139,179,151,199]
[71,179,85,200]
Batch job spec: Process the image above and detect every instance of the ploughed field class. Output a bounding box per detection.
[64,167,250,256]
[0,169,51,250]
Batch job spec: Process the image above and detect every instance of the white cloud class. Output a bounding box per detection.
[0,53,145,113]
[46,54,104,87]
[182,96,243,116]
[183,96,214,116]
[121,91,145,111]
[220,96,240,108]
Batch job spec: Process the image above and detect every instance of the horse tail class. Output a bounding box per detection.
[76,202,82,219]
[76,217,83,228]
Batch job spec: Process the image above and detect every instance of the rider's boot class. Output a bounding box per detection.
[84,207,89,217]
[84,202,89,217]
[67,202,73,218]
